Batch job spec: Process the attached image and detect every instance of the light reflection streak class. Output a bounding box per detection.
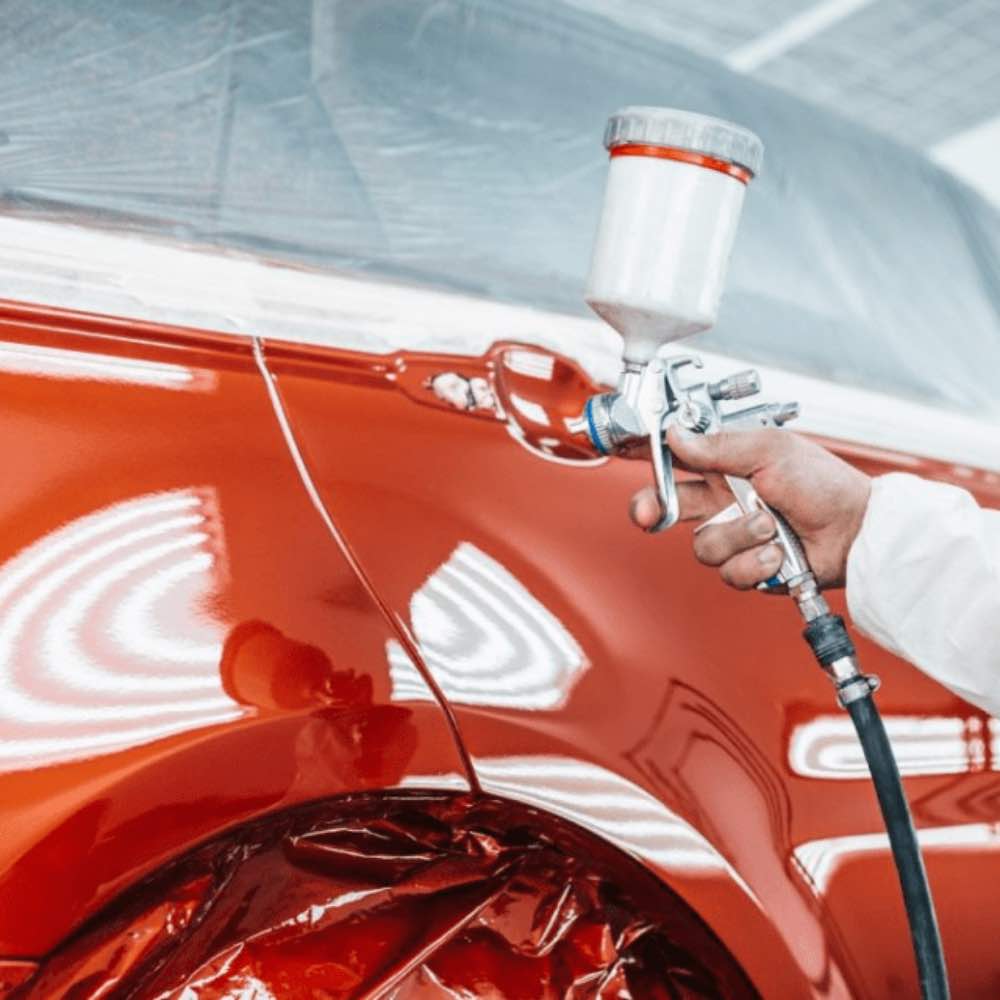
[387,542,585,709]
[507,391,550,427]
[473,754,738,878]
[503,349,555,380]
[110,553,223,665]
[0,495,201,604]
[4,708,244,764]
[0,341,197,388]
[0,490,243,768]
[789,713,993,779]
[795,823,1000,894]
[43,535,218,694]
[399,771,470,791]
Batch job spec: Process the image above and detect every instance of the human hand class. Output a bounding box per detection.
[629,427,871,590]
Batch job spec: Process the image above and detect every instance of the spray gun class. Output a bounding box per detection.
[582,108,853,669]
[585,358,803,584]
[580,107,948,999]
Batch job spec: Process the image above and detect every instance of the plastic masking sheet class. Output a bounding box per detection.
[0,0,999,417]
[12,792,758,999]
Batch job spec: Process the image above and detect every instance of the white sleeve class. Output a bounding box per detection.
[846,472,1000,716]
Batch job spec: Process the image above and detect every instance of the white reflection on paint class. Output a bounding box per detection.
[507,391,550,427]
[399,771,469,792]
[0,490,242,768]
[503,349,555,381]
[795,823,1000,894]
[473,754,736,878]
[0,341,199,388]
[387,542,585,709]
[789,713,994,779]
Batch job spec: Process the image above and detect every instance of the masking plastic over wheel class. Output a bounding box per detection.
[13,792,758,999]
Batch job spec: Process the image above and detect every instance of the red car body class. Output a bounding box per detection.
[2,2,1000,996]
[0,277,998,997]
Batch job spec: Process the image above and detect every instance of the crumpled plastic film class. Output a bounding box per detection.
[14,792,758,999]
[1,0,999,416]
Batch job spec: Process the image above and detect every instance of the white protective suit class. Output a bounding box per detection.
[846,473,1000,715]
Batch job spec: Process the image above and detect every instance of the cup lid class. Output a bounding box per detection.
[604,106,764,176]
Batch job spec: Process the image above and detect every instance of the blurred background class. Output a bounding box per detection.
[566,0,1000,207]
[1,0,998,416]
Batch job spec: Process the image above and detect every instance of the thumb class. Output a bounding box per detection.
[666,426,784,477]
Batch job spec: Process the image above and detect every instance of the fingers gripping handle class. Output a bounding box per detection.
[583,354,807,570]
[719,476,811,588]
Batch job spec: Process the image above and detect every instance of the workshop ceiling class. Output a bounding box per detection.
[563,0,1000,150]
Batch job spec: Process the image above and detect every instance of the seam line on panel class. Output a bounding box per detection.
[251,336,480,793]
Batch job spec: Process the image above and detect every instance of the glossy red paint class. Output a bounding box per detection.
[0,963,38,999]
[264,336,1000,999]
[2,300,999,998]
[0,302,470,960]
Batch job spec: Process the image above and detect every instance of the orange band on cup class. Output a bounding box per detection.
[609,144,753,184]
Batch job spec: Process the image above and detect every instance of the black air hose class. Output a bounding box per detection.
[845,692,949,1000]
[804,613,949,1000]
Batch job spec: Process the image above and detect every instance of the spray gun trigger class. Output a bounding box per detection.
[632,358,680,533]
[646,420,680,532]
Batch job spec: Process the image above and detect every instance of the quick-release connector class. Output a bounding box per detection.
[802,610,880,707]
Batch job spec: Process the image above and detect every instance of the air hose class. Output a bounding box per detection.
[803,611,949,1000]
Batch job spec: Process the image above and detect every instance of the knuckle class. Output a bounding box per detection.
[744,511,774,543]
[767,425,792,446]
[712,431,737,459]
[758,429,788,463]
[696,516,768,566]
[693,528,727,566]
[721,544,781,590]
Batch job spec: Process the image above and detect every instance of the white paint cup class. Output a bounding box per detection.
[585,107,763,365]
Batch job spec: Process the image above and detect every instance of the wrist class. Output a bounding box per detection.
[830,472,872,588]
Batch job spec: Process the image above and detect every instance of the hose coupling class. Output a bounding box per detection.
[836,672,881,707]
